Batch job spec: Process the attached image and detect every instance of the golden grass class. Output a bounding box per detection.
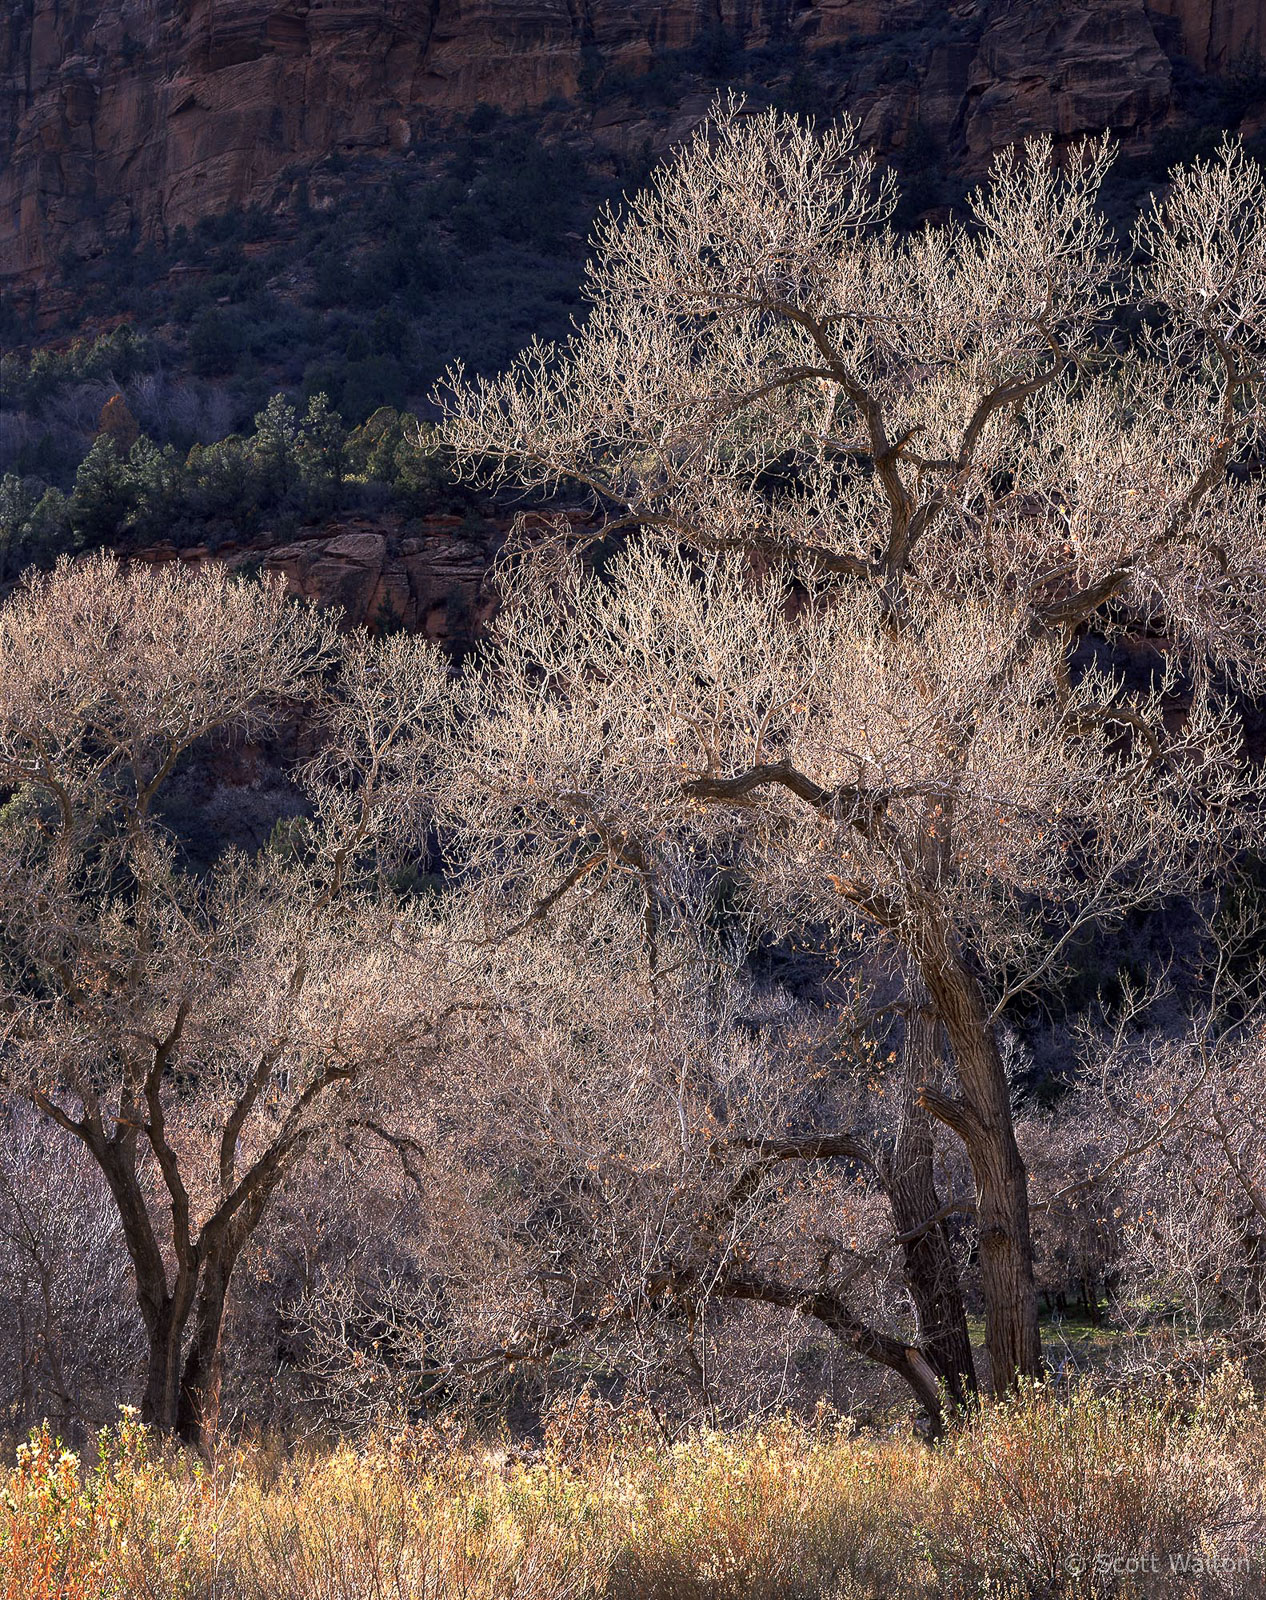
[3,1376,1263,1600]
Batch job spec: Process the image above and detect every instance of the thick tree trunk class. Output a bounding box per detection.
[176,1253,235,1448]
[916,926,1041,1393]
[140,1287,195,1432]
[46,1085,302,1451]
[886,997,977,1408]
[176,1196,271,1450]
[133,1251,238,1450]
[94,1121,286,1450]
[95,1141,202,1435]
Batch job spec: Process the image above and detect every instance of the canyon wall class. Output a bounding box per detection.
[1149,0,1266,69]
[0,0,1262,281]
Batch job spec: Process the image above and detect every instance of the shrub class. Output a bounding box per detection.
[0,1414,205,1600]
[605,1424,924,1600]
[926,1383,1244,1596]
[0,1388,1258,1600]
[230,1444,595,1600]
[0,477,72,581]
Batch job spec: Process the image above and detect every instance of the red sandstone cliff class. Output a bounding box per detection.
[132,513,497,635]
[0,0,1262,282]
[1150,0,1266,70]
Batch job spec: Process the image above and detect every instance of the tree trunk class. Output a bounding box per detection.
[95,1141,202,1435]
[886,996,977,1408]
[176,1251,236,1449]
[916,925,1042,1392]
[140,1297,190,1432]
[131,1249,240,1450]
[177,1194,271,1450]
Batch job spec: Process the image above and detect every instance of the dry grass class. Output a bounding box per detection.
[3,1378,1264,1600]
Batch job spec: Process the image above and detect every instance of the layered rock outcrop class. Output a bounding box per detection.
[259,518,492,636]
[132,513,496,636]
[1,0,1263,282]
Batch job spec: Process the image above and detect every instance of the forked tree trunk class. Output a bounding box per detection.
[97,1139,274,1452]
[140,1319,181,1428]
[135,1244,243,1450]
[915,924,1042,1392]
[136,1268,198,1433]
[93,1140,204,1437]
[176,1190,274,1447]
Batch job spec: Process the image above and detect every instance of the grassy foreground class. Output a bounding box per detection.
[3,1379,1264,1600]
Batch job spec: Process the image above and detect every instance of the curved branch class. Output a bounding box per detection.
[720,1268,946,1430]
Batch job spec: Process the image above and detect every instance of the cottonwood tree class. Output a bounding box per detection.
[439,105,1266,1391]
[0,554,450,1446]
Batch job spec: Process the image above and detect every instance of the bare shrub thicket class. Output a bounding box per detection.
[0,1101,140,1440]
[294,911,983,1434]
[1025,1015,1266,1374]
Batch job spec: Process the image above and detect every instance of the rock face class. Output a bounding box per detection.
[260,517,494,637]
[0,0,1262,281]
[132,513,496,637]
[1149,0,1266,70]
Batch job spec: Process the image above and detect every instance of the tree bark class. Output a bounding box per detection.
[885,996,977,1407]
[93,1138,201,1434]
[141,1312,184,1431]
[175,1197,266,1449]
[176,1255,232,1447]
[915,923,1042,1392]
[96,1133,278,1450]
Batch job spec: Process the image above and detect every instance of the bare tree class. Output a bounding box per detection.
[438,105,1266,1392]
[0,554,450,1447]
